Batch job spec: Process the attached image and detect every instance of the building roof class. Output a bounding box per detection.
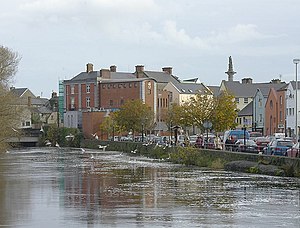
[239,101,253,116]
[10,87,28,97]
[172,81,209,94]
[66,71,100,82]
[144,71,180,84]
[110,72,136,80]
[207,85,220,96]
[222,80,287,98]
[289,81,300,90]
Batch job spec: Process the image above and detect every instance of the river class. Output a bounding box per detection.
[0,147,299,227]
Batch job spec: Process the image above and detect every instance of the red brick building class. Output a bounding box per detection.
[63,63,180,137]
[264,87,286,136]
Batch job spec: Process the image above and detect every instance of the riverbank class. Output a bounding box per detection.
[81,139,300,177]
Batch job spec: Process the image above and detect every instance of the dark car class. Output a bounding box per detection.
[254,137,270,152]
[263,139,294,156]
[235,139,259,154]
[287,142,300,158]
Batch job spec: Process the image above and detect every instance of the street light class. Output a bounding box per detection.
[293,58,300,142]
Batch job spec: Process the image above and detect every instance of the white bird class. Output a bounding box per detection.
[90,154,95,160]
[131,149,137,154]
[91,133,99,140]
[12,127,19,133]
[80,148,85,153]
[45,140,52,147]
[98,145,108,151]
[55,142,60,148]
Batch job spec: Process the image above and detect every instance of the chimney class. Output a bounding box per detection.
[271,79,281,84]
[162,67,173,75]
[241,78,253,84]
[86,63,93,73]
[52,91,57,98]
[27,96,32,107]
[110,65,117,72]
[100,69,111,79]
[135,65,145,78]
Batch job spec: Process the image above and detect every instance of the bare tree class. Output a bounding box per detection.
[0,46,21,151]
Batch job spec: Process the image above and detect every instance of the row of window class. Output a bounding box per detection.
[69,84,91,94]
[70,97,91,108]
[102,83,138,89]
[157,97,169,108]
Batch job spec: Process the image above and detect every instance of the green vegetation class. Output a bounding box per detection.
[110,100,154,137]
[166,90,237,133]
[0,46,21,152]
[39,125,82,147]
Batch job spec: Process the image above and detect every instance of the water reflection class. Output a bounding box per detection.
[0,148,300,227]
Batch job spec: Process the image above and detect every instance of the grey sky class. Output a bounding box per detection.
[1,0,300,97]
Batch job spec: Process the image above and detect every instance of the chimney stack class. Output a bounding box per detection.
[86,63,94,73]
[110,65,117,72]
[100,69,111,79]
[135,65,145,78]
[162,67,173,75]
[241,78,253,84]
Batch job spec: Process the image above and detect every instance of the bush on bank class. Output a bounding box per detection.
[82,139,300,177]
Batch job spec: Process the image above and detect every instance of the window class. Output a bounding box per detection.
[110,100,113,106]
[280,111,282,121]
[71,97,75,109]
[259,114,262,122]
[71,85,75,94]
[258,98,262,107]
[270,100,273,110]
[235,97,239,103]
[280,96,283,106]
[244,98,248,103]
[120,99,124,105]
[102,84,106,89]
[86,97,90,108]
[86,84,90,93]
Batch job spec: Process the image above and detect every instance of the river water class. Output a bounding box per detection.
[0,147,300,227]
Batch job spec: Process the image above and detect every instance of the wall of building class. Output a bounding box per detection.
[82,111,107,139]
[99,81,141,109]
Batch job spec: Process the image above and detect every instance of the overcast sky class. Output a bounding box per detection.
[1,0,300,97]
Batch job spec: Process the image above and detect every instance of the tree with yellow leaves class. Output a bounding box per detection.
[112,100,154,137]
[0,46,21,151]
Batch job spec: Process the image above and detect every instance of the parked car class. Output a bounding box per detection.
[254,137,270,152]
[189,135,198,147]
[224,130,250,151]
[263,139,294,156]
[249,131,262,140]
[235,139,259,153]
[287,142,300,158]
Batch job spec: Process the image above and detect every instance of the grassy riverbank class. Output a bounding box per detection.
[81,139,300,177]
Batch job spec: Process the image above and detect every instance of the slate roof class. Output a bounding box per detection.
[239,101,253,116]
[222,80,287,98]
[144,71,180,84]
[172,81,209,94]
[65,71,99,82]
[10,88,28,97]
[290,81,300,90]
[207,85,220,96]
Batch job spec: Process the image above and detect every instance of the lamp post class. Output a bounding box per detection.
[293,59,300,142]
